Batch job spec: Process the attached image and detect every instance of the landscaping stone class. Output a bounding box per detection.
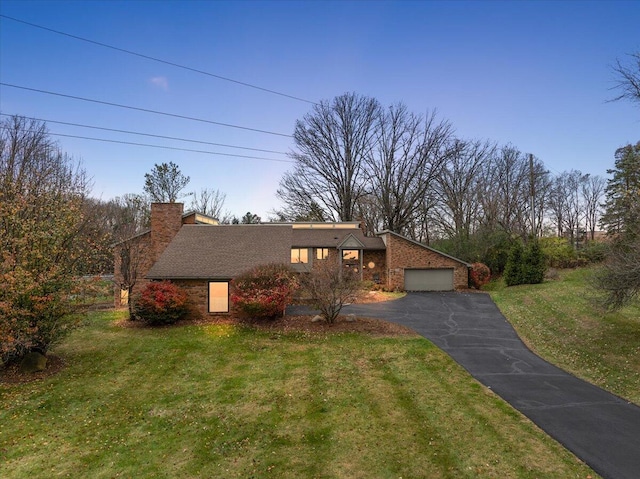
[19,352,47,373]
[311,315,324,323]
[345,314,357,322]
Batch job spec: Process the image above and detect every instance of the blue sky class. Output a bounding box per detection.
[1,0,638,218]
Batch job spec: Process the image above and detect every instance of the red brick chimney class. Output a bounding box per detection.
[151,202,184,262]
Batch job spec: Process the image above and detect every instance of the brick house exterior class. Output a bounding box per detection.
[114,203,470,317]
[378,231,470,290]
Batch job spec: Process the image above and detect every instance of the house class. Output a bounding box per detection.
[114,203,470,318]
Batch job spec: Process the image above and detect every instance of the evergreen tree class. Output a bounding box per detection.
[593,142,640,309]
[600,142,640,238]
[504,241,525,286]
[523,239,546,284]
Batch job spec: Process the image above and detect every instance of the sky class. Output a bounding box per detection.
[1,0,639,219]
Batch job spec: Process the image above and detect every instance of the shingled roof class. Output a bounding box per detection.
[291,228,385,249]
[146,225,292,279]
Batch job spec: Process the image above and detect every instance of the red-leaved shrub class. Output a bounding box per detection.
[231,263,299,319]
[469,262,491,289]
[133,281,188,325]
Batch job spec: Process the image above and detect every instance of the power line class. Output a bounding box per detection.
[0,14,317,105]
[0,113,289,155]
[0,82,293,138]
[0,127,295,163]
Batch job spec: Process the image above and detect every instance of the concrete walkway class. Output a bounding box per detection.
[288,292,640,479]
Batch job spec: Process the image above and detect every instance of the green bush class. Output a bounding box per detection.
[132,281,188,326]
[579,241,609,263]
[230,263,299,319]
[523,240,546,284]
[504,240,546,286]
[539,237,579,268]
[504,241,525,286]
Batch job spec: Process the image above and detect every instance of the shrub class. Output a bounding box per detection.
[231,263,299,319]
[539,237,579,268]
[0,269,80,366]
[579,241,609,264]
[504,240,546,287]
[523,240,546,284]
[301,260,362,324]
[469,263,491,289]
[504,241,525,286]
[132,281,188,326]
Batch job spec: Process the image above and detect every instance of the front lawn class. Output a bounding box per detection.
[490,267,640,404]
[0,310,596,478]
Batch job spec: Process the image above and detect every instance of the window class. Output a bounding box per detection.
[120,288,129,305]
[291,248,309,264]
[316,248,329,260]
[208,281,229,313]
[342,249,359,261]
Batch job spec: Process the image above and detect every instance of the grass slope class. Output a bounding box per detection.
[1,311,596,478]
[490,267,640,404]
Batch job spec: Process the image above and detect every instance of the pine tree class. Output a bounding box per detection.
[523,240,546,284]
[504,241,525,286]
[600,142,640,238]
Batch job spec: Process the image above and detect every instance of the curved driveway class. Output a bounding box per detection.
[289,292,640,479]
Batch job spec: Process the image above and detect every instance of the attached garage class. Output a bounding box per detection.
[404,268,454,291]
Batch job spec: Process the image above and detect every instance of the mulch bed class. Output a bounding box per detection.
[1,354,66,385]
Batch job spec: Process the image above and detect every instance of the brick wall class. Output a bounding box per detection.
[113,203,185,308]
[172,279,209,319]
[382,232,468,290]
[151,203,184,262]
[362,250,386,285]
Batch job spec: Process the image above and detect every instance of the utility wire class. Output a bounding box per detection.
[0,82,293,138]
[0,127,295,163]
[0,113,289,155]
[0,14,317,105]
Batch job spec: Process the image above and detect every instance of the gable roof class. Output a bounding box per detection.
[376,230,472,267]
[292,228,385,250]
[337,233,365,249]
[146,225,292,279]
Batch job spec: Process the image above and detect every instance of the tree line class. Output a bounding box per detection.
[1,50,638,365]
[274,92,608,270]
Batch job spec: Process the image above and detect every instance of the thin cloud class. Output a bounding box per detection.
[150,76,169,91]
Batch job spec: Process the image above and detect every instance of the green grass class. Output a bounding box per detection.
[0,311,597,478]
[490,267,640,404]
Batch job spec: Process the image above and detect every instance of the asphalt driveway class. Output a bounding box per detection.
[288,292,640,479]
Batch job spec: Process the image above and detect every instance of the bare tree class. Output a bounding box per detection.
[271,199,328,222]
[478,145,531,238]
[278,92,380,221]
[111,194,151,316]
[549,170,588,247]
[611,52,640,108]
[190,187,226,218]
[368,105,453,236]
[433,139,494,245]
[582,174,606,241]
[143,161,190,202]
[301,260,362,324]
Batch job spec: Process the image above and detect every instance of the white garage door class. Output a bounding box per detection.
[404,268,454,291]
